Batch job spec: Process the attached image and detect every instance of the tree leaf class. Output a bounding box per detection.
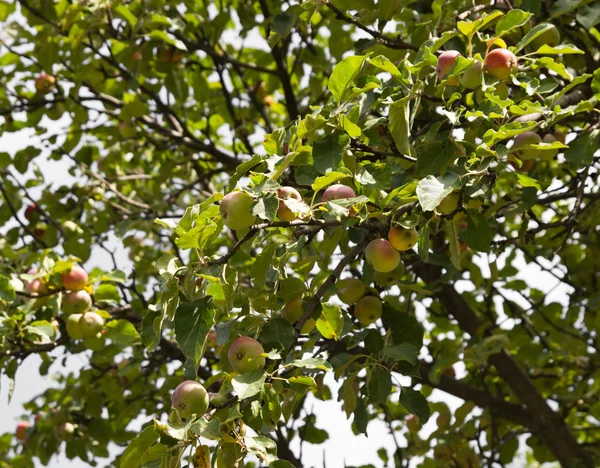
[416,176,454,211]
[382,343,419,365]
[313,133,350,175]
[288,358,333,372]
[260,318,295,350]
[174,299,215,372]
[316,303,344,341]
[399,387,430,424]
[462,211,492,253]
[120,425,159,468]
[366,367,391,404]
[232,369,266,400]
[328,55,368,102]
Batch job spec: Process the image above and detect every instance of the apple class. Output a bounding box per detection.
[365,239,400,273]
[25,278,48,301]
[228,336,265,373]
[171,380,209,419]
[388,226,418,252]
[61,220,79,236]
[79,312,104,338]
[55,422,75,439]
[460,60,483,89]
[220,419,246,443]
[406,414,419,433]
[436,51,462,85]
[220,191,257,231]
[512,131,542,160]
[554,130,567,144]
[82,332,105,351]
[24,203,40,222]
[336,278,366,305]
[277,186,302,221]
[66,314,84,340]
[485,49,518,81]
[531,25,560,50]
[354,296,382,326]
[437,412,451,428]
[157,47,184,63]
[46,103,64,121]
[264,95,274,107]
[15,421,30,442]
[209,392,228,406]
[34,73,56,94]
[61,265,88,291]
[538,134,559,161]
[119,121,136,138]
[437,192,459,215]
[321,184,356,202]
[132,51,143,61]
[281,299,316,333]
[62,290,92,315]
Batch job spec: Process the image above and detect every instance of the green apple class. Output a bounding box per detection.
[220,191,257,231]
[354,296,382,326]
[171,380,209,419]
[336,278,366,305]
[228,336,265,373]
[388,226,418,252]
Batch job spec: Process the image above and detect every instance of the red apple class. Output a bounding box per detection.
[228,336,265,373]
[365,239,401,273]
[61,265,88,291]
[62,290,92,315]
[485,49,518,81]
[34,73,56,94]
[321,184,356,202]
[16,421,30,442]
[277,186,302,221]
[24,203,39,222]
[436,51,462,85]
[172,380,210,419]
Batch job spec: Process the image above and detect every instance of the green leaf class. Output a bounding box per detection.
[515,23,558,53]
[576,3,600,29]
[367,367,391,404]
[260,318,295,350]
[565,130,599,168]
[416,140,457,176]
[251,244,277,291]
[446,221,462,271]
[246,436,277,464]
[462,211,492,253]
[416,176,454,211]
[232,369,266,399]
[228,154,266,191]
[316,303,344,341]
[370,55,402,79]
[114,4,138,26]
[141,306,165,351]
[252,194,278,222]
[313,133,350,175]
[536,57,572,80]
[0,275,16,301]
[515,173,541,191]
[457,10,503,39]
[382,343,419,365]
[276,277,306,301]
[120,425,159,468]
[288,358,333,372]
[94,283,121,303]
[174,299,215,372]
[106,319,141,346]
[495,9,532,35]
[399,387,430,424]
[270,461,296,468]
[312,171,352,192]
[386,311,424,349]
[328,55,368,102]
[531,44,583,55]
[353,398,369,435]
[388,99,411,155]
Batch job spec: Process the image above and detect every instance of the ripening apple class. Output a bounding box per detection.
[336,278,366,305]
[354,296,383,326]
[171,380,209,419]
[436,192,459,215]
[512,131,542,160]
[25,278,48,303]
[281,299,316,333]
[538,134,559,161]
[406,414,419,433]
[34,73,56,94]
[15,421,30,442]
[228,336,265,373]
[531,25,560,50]
[436,51,461,85]
[62,290,92,315]
[24,203,40,223]
[132,51,143,61]
[485,49,518,81]
[277,186,302,221]
[119,121,136,138]
[61,265,88,291]
[79,312,104,338]
[365,239,401,273]
[55,422,75,440]
[388,226,418,252]
[66,314,84,340]
[220,191,257,231]
[82,332,105,351]
[460,60,483,89]
[321,184,356,202]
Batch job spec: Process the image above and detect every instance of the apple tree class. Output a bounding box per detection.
[1,0,600,467]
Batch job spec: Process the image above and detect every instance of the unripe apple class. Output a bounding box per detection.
[388,226,418,252]
[321,184,356,202]
[406,414,419,433]
[34,73,56,94]
[460,60,483,89]
[437,412,451,428]
[79,312,104,338]
[485,49,518,81]
[436,51,461,85]
[436,192,459,215]
[512,131,542,160]
[228,336,265,373]
[281,299,316,333]
[66,314,84,340]
[209,392,228,406]
[47,103,65,121]
[336,278,366,305]
[277,186,302,221]
[119,121,136,138]
[62,290,92,315]
[354,296,382,326]
[538,134,559,161]
[24,203,40,223]
[171,380,210,419]
[220,191,257,231]
[531,25,560,50]
[365,239,401,273]
[55,422,75,439]
[220,419,246,443]
[61,265,88,291]
[554,130,567,144]
[82,332,105,350]
[16,421,30,442]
